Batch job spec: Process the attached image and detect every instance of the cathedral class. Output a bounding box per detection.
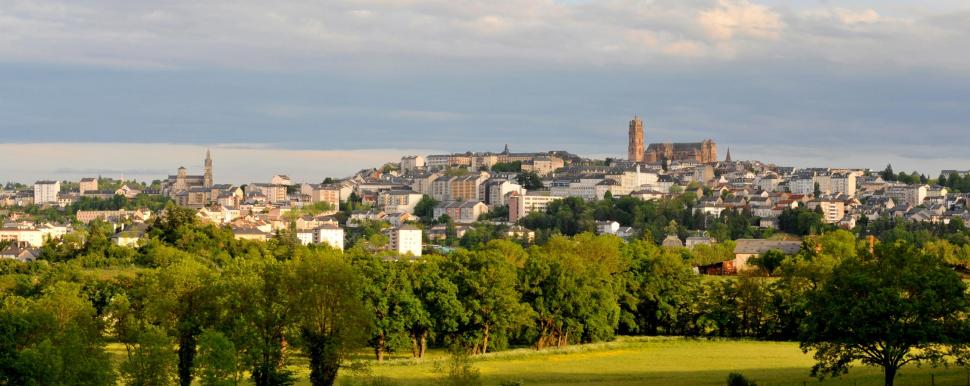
[627,116,718,164]
[161,150,213,197]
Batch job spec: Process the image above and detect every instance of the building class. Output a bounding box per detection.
[0,222,69,247]
[0,242,39,262]
[479,179,525,207]
[643,140,718,164]
[162,150,213,198]
[400,155,426,172]
[377,190,424,214]
[33,180,60,204]
[628,116,644,162]
[521,155,564,176]
[79,178,98,194]
[885,184,928,206]
[267,175,291,186]
[76,209,151,224]
[433,201,489,223]
[315,224,345,251]
[732,239,802,272]
[508,192,562,222]
[387,225,422,256]
[248,183,288,204]
[806,199,846,224]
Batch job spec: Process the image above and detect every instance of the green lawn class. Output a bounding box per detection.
[106,337,970,385]
[332,337,969,386]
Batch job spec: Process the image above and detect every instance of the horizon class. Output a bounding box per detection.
[0,140,965,186]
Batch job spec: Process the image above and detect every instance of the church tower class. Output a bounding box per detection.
[203,149,213,188]
[628,116,644,162]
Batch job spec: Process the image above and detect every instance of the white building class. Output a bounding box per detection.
[508,192,563,222]
[387,225,422,256]
[400,155,426,172]
[315,224,345,251]
[33,180,60,205]
[376,190,424,214]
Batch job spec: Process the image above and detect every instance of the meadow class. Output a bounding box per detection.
[307,337,969,386]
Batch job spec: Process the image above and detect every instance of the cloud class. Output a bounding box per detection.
[698,0,784,41]
[0,1,965,71]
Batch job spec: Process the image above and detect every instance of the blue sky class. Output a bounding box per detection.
[1,0,969,183]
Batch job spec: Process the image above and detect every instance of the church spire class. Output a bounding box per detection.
[725,147,732,163]
[204,149,213,188]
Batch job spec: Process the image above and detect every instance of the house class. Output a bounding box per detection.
[79,178,98,194]
[662,234,684,248]
[0,242,40,262]
[630,189,666,201]
[506,225,535,243]
[732,239,802,273]
[685,236,716,248]
[596,221,620,235]
[112,224,148,247]
[231,225,271,241]
[115,184,142,198]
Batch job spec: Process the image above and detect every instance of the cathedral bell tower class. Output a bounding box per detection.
[628,115,644,162]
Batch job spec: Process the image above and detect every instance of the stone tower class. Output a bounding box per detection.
[628,116,644,162]
[203,149,213,188]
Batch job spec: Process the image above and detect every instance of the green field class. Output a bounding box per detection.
[333,337,970,386]
[106,337,970,385]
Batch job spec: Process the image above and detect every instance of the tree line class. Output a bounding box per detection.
[2,204,970,386]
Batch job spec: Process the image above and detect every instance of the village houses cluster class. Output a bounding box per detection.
[3,116,970,271]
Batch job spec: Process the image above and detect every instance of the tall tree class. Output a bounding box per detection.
[800,242,969,386]
[444,250,530,354]
[0,282,116,385]
[142,259,219,386]
[290,252,370,386]
[217,256,295,386]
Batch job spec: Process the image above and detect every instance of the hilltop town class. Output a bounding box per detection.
[2,117,969,272]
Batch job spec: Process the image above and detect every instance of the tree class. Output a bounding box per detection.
[0,282,116,385]
[800,242,969,386]
[515,172,544,190]
[194,329,239,386]
[290,252,370,386]
[413,195,439,224]
[620,239,698,336]
[444,250,530,354]
[881,164,896,182]
[218,257,295,386]
[748,249,786,276]
[350,252,416,361]
[142,259,219,386]
[813,182,822,197]
[120,325,178,386]
[404,256,464,359]
[490,161,522,173]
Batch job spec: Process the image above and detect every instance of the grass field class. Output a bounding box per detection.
[310,337,970,386]
[105,337,970,385]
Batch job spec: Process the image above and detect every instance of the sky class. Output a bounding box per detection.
[1,0,969,184]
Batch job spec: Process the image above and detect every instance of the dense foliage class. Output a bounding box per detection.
[1,204,969,385]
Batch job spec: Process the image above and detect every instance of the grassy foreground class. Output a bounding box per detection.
[333,337,969,386]
[108,337,970,385]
